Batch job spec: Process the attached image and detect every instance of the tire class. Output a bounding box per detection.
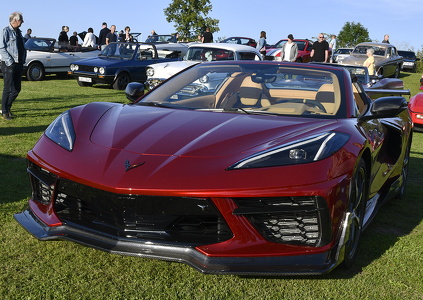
[342,158,368,268]
[393,65,401,78]
[26,62,45,81]
[77,79,93,87]
[396,136,412,200]
[112,72,130,90]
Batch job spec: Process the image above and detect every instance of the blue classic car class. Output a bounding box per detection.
[69,42,180,90]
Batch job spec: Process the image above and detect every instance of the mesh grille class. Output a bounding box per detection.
[233,197,331,247]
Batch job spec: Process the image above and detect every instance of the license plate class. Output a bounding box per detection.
[403,62,413,66]
[79,77,92,83]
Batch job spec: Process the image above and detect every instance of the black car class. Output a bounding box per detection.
[398,50,420,73]
[69,42,180,90]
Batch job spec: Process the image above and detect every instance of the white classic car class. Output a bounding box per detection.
[144,34,189,57]
[145,43,262,89]
[23,37,100,80]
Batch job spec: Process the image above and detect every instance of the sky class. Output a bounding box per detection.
[1,0,421,51]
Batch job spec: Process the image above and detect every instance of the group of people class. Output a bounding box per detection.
[0,10,389,121]
[56,22,134,50]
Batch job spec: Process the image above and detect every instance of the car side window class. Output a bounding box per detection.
[239,52,261,60]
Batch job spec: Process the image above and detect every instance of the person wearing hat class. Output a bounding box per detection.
[280,34,298,62]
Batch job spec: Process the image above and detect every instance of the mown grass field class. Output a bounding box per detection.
[0,73,422,300]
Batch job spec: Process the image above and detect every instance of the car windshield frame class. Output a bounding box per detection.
[353,45,387,56]
[137,62,349,119]
[99,42,155,59]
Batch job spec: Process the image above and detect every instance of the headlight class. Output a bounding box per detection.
[70,64,78,71]
[146,67,154,77]
[44,111,76,151]
[99,67,105,75]
[227,131,350,170]
[94,67,98,73]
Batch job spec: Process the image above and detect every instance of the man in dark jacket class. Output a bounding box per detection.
[98,22,110,50]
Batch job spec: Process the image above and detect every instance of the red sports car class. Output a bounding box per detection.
[15,61,412,275]
[408,76,423,131]
[265,39,313,62]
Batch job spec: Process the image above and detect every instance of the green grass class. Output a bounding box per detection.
[1,74,422,300]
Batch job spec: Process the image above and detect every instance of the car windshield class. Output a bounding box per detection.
[100,43,154,59]
[353,45,386,56]
[335,49,352,54]
[398,51,416,59]
[185,47,236,61]
[145,35,177,43]
[138,63,345,119]
[25,39,54,51]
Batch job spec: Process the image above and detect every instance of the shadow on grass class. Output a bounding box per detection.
[0,154,30,205]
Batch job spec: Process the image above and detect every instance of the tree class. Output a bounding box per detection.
[337,22,371,48]
[164,0,220,41]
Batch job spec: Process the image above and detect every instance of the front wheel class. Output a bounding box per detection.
[113,72,130,90]
[26,62,45,81]
[342,158,368,268]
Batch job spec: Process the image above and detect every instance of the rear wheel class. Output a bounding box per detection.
[342,158,368,268]
[113,72,130,90]
[26,62,45,81]
[396,136,412,200]
[393,65,401,78]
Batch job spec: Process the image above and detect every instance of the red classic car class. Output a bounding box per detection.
[15,61,412,275]
[408,76,423,131]
[264,39,313,62]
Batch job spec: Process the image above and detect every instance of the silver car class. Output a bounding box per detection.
[339,42,403,78]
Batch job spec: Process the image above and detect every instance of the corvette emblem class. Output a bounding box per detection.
[125,160,145,172]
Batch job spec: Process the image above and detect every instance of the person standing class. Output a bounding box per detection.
[58,25,69,45]
[201,27,213,43]
[310,33,329,62]
[106,25,117,45]
[363,48,375,75]
[69,31,79,46]
[98,22,110,50]
[82,27,96,48]
[281,34,298,62]
[24,28,31,41]
[0,12,26,120]
[382,34,390,44]
[256,31,267,58]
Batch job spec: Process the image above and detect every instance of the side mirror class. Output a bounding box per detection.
[360,96,408,120]
[125,82,145,102]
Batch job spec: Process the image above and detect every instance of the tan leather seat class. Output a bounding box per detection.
[315,84,337,114]
[238,77,270,107]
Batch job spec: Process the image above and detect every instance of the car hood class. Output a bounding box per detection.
[150,61,200,78]
[89,103,338,158]
[74,56,130,67]
[341,54,385,66]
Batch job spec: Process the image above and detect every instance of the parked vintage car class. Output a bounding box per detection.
[409,92,423,131]
[0,37,100,81]
[15,61,412,275]
[408,76,423,131]
[145,43,262,89]
[332,48,353,63]
[144,34,189,57]
[397,50,420,73]
[69,42,180,90]
[264,39,313,63]
[220,36,257,48]
[339,42,403,78]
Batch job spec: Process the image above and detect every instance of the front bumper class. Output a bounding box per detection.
[15,207,340,275]
[70,71,114,85]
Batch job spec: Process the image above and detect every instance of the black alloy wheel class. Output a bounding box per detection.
[342,158,368,268]
[26,62,45,81]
